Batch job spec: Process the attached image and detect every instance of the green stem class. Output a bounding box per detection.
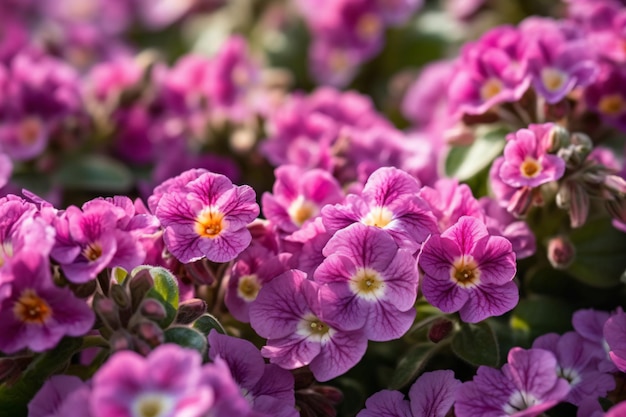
[80,335,109,350]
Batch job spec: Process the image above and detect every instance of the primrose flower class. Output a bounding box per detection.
[28,375,92,417]
[91,344,214,417]
[418,216,518,323]
[155,170,259,263]
[262,165,343,234]
[532,332,615,405]
[418,178,484,232]
[604,309,626,372]
[572,308,616,372]
[0,254,94,354]
[357,370,460,417]
[208,330,298,417]
[249,269,368,382]
[499,124,566,189]
[455,348,570,417]
[315,223,419,341]
[322,167,438,252]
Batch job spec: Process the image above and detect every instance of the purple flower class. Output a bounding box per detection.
[155,170,259,263]
[520,17,598,103]
[357,370,460,417]
[91,344,213,417]
[315,223,418,341]
[604,309,626,372]
[572,308,616,372]
[208,330,298,417]
[225,244,290,322]
[322,167,438,252]
[532,332,615,405]
[585,63,626,131]
[0,254,94,354]
[262,165,343,234]
[455,348,571,417]
[249,269,368,382]
[418,216,518,323]
[479,197,536,259]
[282,217,333,277]
[499,124,566,188]
[28,375,92,417]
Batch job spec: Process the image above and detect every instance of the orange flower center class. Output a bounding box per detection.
[13,289,52,324]
[357,13,382,40]
[19,117,43,145]
[599,94,625,116]
[520,157,542,178]
[194,209,225,239]
[541,68,567,92]
[480,78,503,101]
[288,196,318,227]
[82,242,103,261]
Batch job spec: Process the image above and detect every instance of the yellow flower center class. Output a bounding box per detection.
[297,313,334,343]
[308,318,330,336]
[599,94,625,116]
[237,274,261,302]
[541,68,567,92]
[287,196,318,227]
[480,78,503,101]
[520,157,542,178]
[13,289,52,324]
[194,209,225,239]
[450,256,480,287]
[357,13,382,40]
[350,267,384,300]
[82,242,103,261]
[362,206,393,228]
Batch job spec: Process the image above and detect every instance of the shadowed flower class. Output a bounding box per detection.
[604,308,626,372]
[0,254,94,354]
[455,348,570,417]
[28,375,92,417]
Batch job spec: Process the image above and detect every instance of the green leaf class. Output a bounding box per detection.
[388,343,440,390]
[445,128,506,181]
[568,218,626,288]
[451,321,500,367]
[0,337,82,417]
[164,327,207,356]
[53,155,133,192]
[193,314,226,337]
[145,266,180,328]
[510,297,574,341]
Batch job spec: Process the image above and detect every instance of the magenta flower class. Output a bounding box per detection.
[28,375,92,417]
[315,223,418,341]
[499,124,566,189]
[604,309,626,372]
[208,330,298,417]
[323,167,438,252]
[585,63,626,131]
[282,217,333,277]
[357,370,460,417]
[249,269,368,382]
[455,348,570,417]
[532,332,615,405]
[155,170,259,263]
[418,216,518,323]
[91,344,213,417]
[0,254,94,354]
[418,178,484,232]
[262,165,343,234]
[225,244,290,322]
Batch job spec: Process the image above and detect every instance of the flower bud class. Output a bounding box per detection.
[507,186,534,217]
[110,329,133,352]
[428,317,454,343]
[110,284,131,309]
[546,125,570,153]
[606,198,626,225]
[128,269,154,305]
[567,182,590,228]
[175,298,208,324]
[94,295,120,330]
[603,175,626,199]
[547,236,576,269]
[140,298,167,321]
[135,320,164,347]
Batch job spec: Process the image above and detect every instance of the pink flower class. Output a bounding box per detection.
[91,344,214,417]
[154,169,259,263]
[499,124,566,188]
[418,216,518,323]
